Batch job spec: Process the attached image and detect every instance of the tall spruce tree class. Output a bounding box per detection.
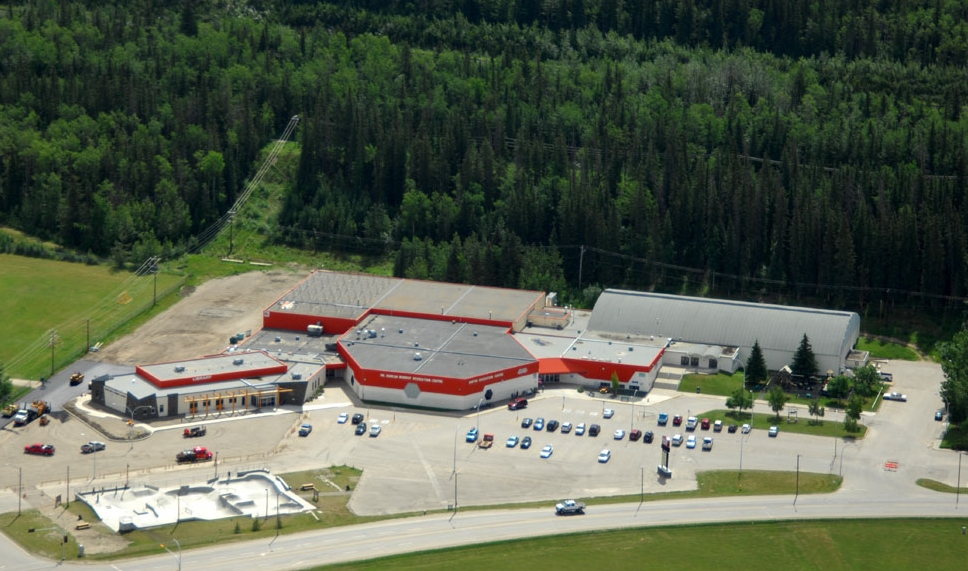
[745,340,768,389]
[791,334,819,380]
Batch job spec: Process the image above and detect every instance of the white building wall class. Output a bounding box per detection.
[104,385,128,413]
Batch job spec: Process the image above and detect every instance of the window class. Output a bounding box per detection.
[159,405,164,413]
[690,357,699,367]
[680,356,689,366]
[708,358,718,369]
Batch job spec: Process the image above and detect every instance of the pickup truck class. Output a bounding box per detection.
[183,426,207,438]
[478,433,494,449]
[555,499,586,515]
[176,446,214,463]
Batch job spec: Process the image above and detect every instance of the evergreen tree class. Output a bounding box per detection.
[791,334,819,380]
[939,326,968,424]
[745,340,768,389]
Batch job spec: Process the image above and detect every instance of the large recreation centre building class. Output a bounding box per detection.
[91,271,864,417]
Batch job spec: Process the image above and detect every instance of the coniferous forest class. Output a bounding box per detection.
[2,0,968,314]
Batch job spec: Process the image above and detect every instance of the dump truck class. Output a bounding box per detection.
[69,371,84,386]
[13,401,50,426]
[478,433,494,449]
[176,446,214,463]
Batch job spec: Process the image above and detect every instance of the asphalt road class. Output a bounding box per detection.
[1,358,965,570]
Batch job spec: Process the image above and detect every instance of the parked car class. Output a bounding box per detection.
[540,444,554,458]
[701,418,711,430]
[534,418,545,431]
[466,427,479,442]
[728,424,738,433]
[935,409,945,421]
[658,412,669,426]
[575,423,586,436]
[183,426,207,438]
[589,424,601,437]
[713,420,723,432]
[598,449,611,463]
[603,408,615,419]
[546,419,560,432]
[741,423,751,434]
[25,443,55,456]
[521,436,533,449]
[643,430,654,443]
[769,425,779,437]
[521,417,533,428]
[672,434,683,446]
[561,421,573,434]
[355,423,367,435]
[506,435,520,448]
[351,413,364,425]
[629,429,642,441]
[337,413,349,424]
[298,423,313,437]
[81,441,105,454]
[369,425,382,437]
[686,416,699,431]
[702,437,713,450]
[884,392,907,402]
[686,435,697,449]
[613,429,626,440]
[673,414,683,426]
[508,397,528,410]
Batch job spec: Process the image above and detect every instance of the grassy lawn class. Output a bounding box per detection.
[686,409,867,439]
[940,421,968,451]
[916,478,968,494]
[679,372,744,396]
[855,336,921,360]
[314,519,968,571]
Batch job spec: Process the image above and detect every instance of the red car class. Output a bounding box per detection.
[701,418,711,430]
[672,414,683,426]
[24,443,55,456]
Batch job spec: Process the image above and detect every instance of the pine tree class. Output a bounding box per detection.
[745,340,768,389]
[791,334,819,380]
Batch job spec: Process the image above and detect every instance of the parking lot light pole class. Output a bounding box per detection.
[161,538,181,571]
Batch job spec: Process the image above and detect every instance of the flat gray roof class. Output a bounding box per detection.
[139,351,286,383]
[268,271,544,325]
[245,328,344,367]
[342,315,535,379]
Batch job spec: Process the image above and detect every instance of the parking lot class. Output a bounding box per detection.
[0,357,957,519]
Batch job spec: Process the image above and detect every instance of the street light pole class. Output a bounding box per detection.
[957,451,963,509]
[17,466,22,515]
[161,537,182,571]
[794,454,801,506]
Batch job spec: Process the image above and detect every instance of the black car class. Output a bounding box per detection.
[643,430,654,443]
[728,424,738,433]
[354,423,367,435]
[546,419,560,432]
[521,436,533,449]
[521,417,533,428]
[351,413,365,425]
[588,424,601,437]
[935,409,945,421]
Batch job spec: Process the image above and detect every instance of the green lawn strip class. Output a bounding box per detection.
[314,519,968,571]
[671,409,867,438]
[939,421,968,450]
[855,336,921,360]
[916,478,968,494]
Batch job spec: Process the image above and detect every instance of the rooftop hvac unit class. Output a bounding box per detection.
[233,358,244,366]
[291,373,302,380]
[174,365,186,373]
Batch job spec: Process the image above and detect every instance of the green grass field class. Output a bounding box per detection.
[313,518,968,571]
[0,253,184,379]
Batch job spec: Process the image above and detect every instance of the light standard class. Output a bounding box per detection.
[794,454,801,506]
[161,537,182,571]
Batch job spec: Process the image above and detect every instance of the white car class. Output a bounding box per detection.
[686,416,699,430]
[598,449,611,463]
[506,435,520,448]
[686,435,697,448]
[672,434,684,446]
[81,441,106,453]
[603,408,615,419]
[613,429,626,440]
[768,425,779,437]
[702,437,713,451]
[575,423,586,436]
[884,392,907,402]
[337,413,349,424]
[741,423,751,434]
[369,425,382,437]
[540,445,554,458]
[561,421,573,433]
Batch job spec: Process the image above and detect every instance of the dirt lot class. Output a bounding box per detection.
[89,269,309,365]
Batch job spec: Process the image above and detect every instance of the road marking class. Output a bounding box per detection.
[411,438,443,499]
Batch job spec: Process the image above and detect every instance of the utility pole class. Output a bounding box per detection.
[48,330,60,378]
[578,245,586,290]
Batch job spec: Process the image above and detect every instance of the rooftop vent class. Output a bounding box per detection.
[233,358,244,366]
[174,365,186,373]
